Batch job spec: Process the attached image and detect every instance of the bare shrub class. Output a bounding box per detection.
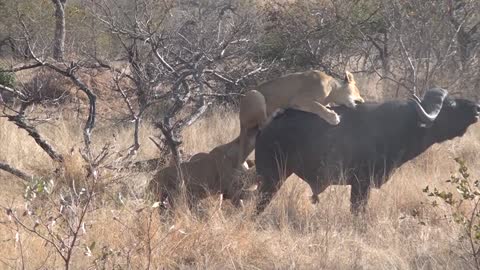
[20,68,72,103]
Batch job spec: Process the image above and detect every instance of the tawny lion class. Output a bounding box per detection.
[237,70,365,167]
[148,132,258,210]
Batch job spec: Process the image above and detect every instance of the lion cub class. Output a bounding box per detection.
[237,70,365,167]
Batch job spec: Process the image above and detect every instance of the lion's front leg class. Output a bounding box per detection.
[290,98,341,125]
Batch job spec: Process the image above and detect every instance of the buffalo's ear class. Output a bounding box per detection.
[344,71,355,84]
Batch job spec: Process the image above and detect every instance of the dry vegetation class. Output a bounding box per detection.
[1,98,479,269]
[0,0,479,269]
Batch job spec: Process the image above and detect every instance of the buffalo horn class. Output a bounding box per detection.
[411,88,448,127]
[410,98,436,125]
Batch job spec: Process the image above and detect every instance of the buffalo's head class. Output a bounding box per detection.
[412,88,479,141]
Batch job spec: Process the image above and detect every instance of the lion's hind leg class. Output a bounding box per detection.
[238,90,267,167]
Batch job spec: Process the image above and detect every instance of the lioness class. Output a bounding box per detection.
[148,132,258,211]
[237,70,364,167]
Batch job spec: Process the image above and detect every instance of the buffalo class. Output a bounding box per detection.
[254,88,480,214]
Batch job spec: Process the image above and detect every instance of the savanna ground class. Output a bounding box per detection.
[0,83,479,269]
[1,0,480,269]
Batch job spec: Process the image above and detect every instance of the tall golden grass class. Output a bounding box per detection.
[0,98,479,269]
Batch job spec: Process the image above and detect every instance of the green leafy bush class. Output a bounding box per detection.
[0,68,15,88]
[424,158,480,269]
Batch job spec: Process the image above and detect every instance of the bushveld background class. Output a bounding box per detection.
[0,0,479,269]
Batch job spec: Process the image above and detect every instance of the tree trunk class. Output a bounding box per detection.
[52,0,67,61]
[158,122,184,182]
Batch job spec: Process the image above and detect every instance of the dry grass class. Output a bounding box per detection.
[0,103,480,269]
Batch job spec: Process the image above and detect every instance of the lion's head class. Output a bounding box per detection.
[328,71,365,109]
[229,162,259,205]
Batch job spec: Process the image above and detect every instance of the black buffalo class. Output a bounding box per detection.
[254,88,480,214]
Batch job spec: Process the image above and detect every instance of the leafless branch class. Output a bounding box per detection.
[113,74,142,153]
[6,187,95,270]
[149,136,164,152]
[0,162,33,182]
[234,65,269,85]
[204,69,235,84]
[174,98,211,130]
[0,83,28,101]
[6,210,67,262]
[399,37,417,96]
[17,18,97,175]
[4,62,43,73]
[6,114,64,163]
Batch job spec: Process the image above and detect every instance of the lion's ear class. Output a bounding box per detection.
[344,71,355,84]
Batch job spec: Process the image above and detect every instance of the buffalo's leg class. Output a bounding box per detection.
[305,173,330,205]
[254,175,283,214]
[254,138,291,214]
[350,183,370,215]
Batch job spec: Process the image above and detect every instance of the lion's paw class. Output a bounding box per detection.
[327,114,341,125]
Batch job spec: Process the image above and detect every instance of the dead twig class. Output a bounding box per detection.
[6,114,64,163]
[0,162,33,182]
[398,37,417,96]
